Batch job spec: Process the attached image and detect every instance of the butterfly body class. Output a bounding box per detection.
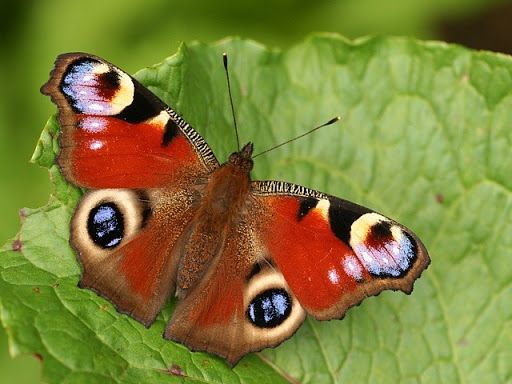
[42,52,430,366]
[176,142,253,294]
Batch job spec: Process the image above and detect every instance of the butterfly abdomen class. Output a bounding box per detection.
[176,157,253,294]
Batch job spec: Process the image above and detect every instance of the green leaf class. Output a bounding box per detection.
[1,35,511,383]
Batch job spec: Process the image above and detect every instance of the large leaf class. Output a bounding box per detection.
[1,35,511,383]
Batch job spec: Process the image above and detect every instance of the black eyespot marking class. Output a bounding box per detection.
[135,190,152,228]
[87,202,124,248]
[298,197,318,221]
[247,263,263,281]
[116,81,163,123]
[370,220,392,239]
[97,70,120,95]
[72,58,100,67]
[162,118,179,147]
[247,288,292,328]
[246,259,275,281]
[328,199,371,245]
[404,232,419,263]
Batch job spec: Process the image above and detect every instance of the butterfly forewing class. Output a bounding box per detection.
[41,52,218,189]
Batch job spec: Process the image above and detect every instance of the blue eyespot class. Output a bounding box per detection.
[247,288,292,328]
[87,203,124,248]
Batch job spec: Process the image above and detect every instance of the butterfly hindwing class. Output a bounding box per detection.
[252,180,430,320]
[72,187,200,325]
[164,208,306,366]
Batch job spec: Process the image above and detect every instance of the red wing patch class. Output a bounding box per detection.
[259,196,367,315]
[255,192,429,320]
[62,115,198,188]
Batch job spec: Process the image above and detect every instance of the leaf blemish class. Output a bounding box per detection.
[34,352,43,361]
[11,239,22,252]
[166,364,186,377]
[18,208,28,221]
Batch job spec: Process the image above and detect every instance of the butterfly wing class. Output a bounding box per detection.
[251,180,430,320]
[164,208,306,366]
[42,53,218,325]
[42,53,219,188]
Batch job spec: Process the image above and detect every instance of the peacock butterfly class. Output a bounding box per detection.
[41,52,430,366]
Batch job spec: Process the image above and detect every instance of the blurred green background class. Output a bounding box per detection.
[1,0,510,382]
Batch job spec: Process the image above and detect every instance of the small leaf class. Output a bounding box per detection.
[1,35,511,383]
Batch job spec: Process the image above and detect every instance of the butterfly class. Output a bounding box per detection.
[41,52,430,366]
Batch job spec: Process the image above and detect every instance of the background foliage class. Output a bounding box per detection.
[0,0,510,383]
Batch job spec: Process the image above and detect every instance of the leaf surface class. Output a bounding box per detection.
[1,35,511,383]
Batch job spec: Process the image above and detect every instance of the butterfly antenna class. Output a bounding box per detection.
[223,53,241,151]
[252,116,341,158]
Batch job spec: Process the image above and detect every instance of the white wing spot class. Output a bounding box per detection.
[89,140,103,150]
[328,268,340,285]
[81,117,106,133]
[343,255,363,281]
